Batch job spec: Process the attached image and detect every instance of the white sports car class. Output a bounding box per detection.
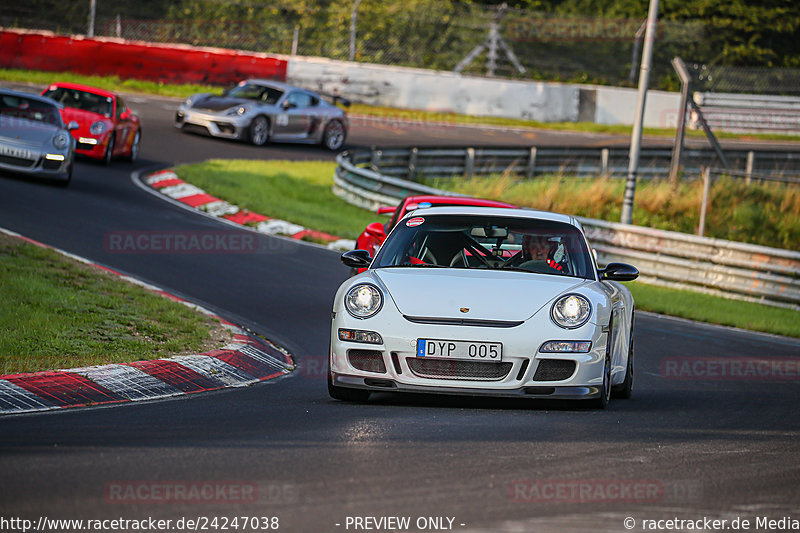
[329,206,639,408]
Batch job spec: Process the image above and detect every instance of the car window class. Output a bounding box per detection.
[373,215,593,279]
[116,97,126,120]
[42,87,113,117]
[0,94,62,127]
[286,92,313,109]
[228,83,284,105]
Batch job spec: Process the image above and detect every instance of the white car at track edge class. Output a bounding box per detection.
[329,206,639,408]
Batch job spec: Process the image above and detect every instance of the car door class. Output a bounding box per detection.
[275,91,313,138]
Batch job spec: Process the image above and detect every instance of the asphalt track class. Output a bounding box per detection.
[0,88,799,532]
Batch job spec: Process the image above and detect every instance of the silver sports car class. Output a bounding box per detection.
[331,206,639,408]
[175,79,349,150]
[0,89,77,186]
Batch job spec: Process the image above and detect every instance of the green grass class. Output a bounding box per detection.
[174,159,799,338]
[629,282,800,338]
[0,233,228,374]
[4,68,799,142]
[429,175,800,251]
[175,159,374,239]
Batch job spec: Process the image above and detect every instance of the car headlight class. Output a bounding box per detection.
[183,95,196,107]
[551,294,591,329]
[226,105,250,116]
[52,132,70,150]
[89,121,106,135]
[344,284,383,319]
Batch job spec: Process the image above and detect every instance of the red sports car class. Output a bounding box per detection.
[353,195,517,272]
[42,83,141,165]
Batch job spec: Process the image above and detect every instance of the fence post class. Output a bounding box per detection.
[465,148,475,179]
[291,26,299,56]
[408,147,418,181]
[525,147,537,179]
[88,0,96,37]
[698,167,711,237]
[745,151,754,185]
[601,148,609,176]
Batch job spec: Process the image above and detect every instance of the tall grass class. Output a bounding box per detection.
[431,175,800,250]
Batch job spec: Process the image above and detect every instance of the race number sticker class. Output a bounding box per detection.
[276,113,289,126]
[406,217,425,227]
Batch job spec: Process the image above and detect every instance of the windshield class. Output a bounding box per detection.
[373,214,594,279]
[227,83,283,104]
[0,94,63,127]
[43,87,113,117]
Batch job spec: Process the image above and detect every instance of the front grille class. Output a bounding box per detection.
[408,358,513,381]
[533,359,576,381]
[404,315,523,328]
[348,350,386,374]
[77,141,95,150]
[181,123,210,136]
[0,154,35,168]
[42,159,62,170]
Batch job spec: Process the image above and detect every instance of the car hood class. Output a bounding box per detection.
[0,116,60,147]
[191,95,256,112]
[373,268,589,322]
[60,106,109,124]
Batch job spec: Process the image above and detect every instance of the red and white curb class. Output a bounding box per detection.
[0,227,294,415]
[144,169,356,251]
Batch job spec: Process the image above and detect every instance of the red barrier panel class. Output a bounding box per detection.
[0,29,286,86]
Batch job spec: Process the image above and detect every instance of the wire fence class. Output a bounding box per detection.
[5,1,800,95]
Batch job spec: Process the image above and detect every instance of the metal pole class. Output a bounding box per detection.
[698,167,711,237]
[88,0,97,37]
[628,21,646,85]
[349,0,363,62]
[621,0,659,225]
[669,57,691,187]
[291,26,299,56]
[115,14,121,38]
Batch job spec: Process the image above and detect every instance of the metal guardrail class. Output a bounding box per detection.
[334,149,800,309]
[341,145,800,183]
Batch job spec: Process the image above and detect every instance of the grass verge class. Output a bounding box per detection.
[173,159,799,338]
[0,232,230,374]
[3,68,799,142]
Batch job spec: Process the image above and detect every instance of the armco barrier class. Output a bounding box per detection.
[334,148,800,309]
[0,29,286,86]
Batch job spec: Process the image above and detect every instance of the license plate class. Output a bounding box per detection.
[0,143,34,160]
[416,339,502,362]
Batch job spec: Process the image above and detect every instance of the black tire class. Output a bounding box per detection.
[103,135,115,166]
[248,116,270,146]
[125,130,140,163]
[327,358,370,402]
[322,119,346,151]
[590,316,614,409]
[612,311,635,399]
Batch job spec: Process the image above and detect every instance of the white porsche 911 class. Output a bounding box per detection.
[329,207,639,408]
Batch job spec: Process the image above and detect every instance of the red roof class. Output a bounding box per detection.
[44,82,117,100]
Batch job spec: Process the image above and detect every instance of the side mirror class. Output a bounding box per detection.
[341,249,372,269]
[601,262,639,282]
[377,206,396,216]
[281,100,294,110]
[120,110,130,120]
[67,121,79,131]
[365,222,386,239]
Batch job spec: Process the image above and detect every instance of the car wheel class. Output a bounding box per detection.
[327,359,370,402]
[591,317,614,409]
[612,311,635,399]
[248,116,270,146]
[126,130,141,163]
[322,119,346,151]
[103,135,115,166]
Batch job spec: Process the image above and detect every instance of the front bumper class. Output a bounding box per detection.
[0,147,72,181]
[174,107,248,140]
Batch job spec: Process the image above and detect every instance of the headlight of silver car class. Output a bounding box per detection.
[344,284,383,319]
[183,95,195,107]
[226,104,250,116]
[551,294,591,329]
[89,121,106,135]
[53,132,70,150]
